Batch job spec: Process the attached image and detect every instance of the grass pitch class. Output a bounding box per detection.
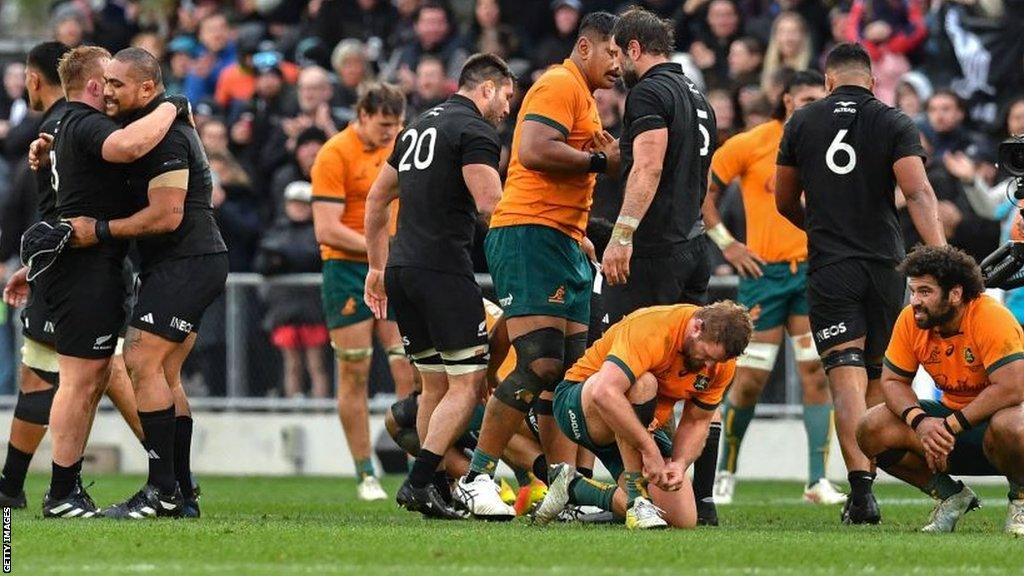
[12,473,1024,575]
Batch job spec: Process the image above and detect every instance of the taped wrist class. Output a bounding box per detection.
[707,222,736,250]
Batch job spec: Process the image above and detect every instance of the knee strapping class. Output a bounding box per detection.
[410,348,445,373]
[335,346,373,362]
[29,367,59,386]
[791,333,819,363]
[875,448,907,469]
[390,392,420,429]
[493,328,565,411]
[564,332,588,369]
[822,347,865,374]
[14,387,56,425]
[534,398,553,416]
[386,344,407,362]
[440,345,489,376]
[21,337,58,374]
[737,341,780,372]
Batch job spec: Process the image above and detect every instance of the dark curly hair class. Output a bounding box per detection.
[898,245,985,302]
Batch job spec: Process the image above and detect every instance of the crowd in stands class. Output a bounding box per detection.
[0,0,1022,395]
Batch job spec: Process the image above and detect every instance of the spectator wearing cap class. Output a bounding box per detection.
[407,55,451,118]
[531,0,580,75]
[332,39,373,111]
[387,1,467,90]
[688,0,744,90]
[216,40,300,111]
[895,70,932,123]
[165,35,199,96]
[184,12,238,104]
[271,127,328,219]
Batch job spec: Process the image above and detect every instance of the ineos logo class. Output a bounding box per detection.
[815,323,847,341]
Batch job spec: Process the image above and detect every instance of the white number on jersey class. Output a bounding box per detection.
[825,129,856,175]
[49,149,59,193]
[397,127,438,172]
[696,108,711,157]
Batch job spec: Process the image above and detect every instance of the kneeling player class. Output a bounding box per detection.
[534,302,752,528]
[858,246,1024,534]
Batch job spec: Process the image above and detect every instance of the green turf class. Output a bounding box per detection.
[10,473,1024,575]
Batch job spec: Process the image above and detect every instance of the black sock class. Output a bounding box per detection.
[175,416,194,498]
[49,459,81,501]
[848,471,876,505]
[432,470,451,499]
[409,449,443,488]
[139,406,177,494]
[531,455,548,484]
[693,421,722,502]
[0,444,33,496]
[578,467,594,479]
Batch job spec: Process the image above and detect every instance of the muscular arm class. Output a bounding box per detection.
[960,360,1024,425]
[702,179,727,228]
[591,362,662,460]
[774,165,805,230]
[463,163,503,217]
[109,185,186,238]
[615,128,667,235]
[895,156,946,247]
[312,201,367,255]
[364,164,400,271]
[517,120,591,175]
[881,367,920,418]
[671,401,715,468]
[101,102,178,163]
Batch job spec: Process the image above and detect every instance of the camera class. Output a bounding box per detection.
[1000,135,1024,178]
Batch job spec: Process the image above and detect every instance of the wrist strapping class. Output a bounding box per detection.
[95,220,113,243]
[707,222,736,249]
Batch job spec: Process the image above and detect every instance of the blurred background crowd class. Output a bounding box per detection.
[0,0,1022,399]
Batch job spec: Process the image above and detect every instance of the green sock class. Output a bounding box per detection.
[802,403,833,486]
[568,476,616,511]
[623,472,648,507]
[469,450,500,478]
[406,457,415,473]
[719,398,756,473]
[513,467,532,488]
[1008,480,1024,501]
[355,458,375,479]
[923,474,962,500]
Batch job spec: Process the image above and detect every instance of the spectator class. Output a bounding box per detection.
[387,1,467,89]
[131,31,165,61]
[210,151,263,271]
[184,12,238,104]
[255,181,331,399]
[726,36,764,93]
[817,7,848,70]
[707,88,740,142]
[271,127,327,217]
[740,92,772,129]
[468,0,521,59]
[260,66,344,179]
[164,35,199,96]
[844,0,925,105]
[332,39,372,111]
[216,40,301,113]
[407,55,451,118]
[0,62,27,143]
[770,0,830,55]
[531,0,580,75]
[317,0,397,57]
[52,7,87,48]
[895,70,932,122]
[688,0,743,90]
[760,12,812,93]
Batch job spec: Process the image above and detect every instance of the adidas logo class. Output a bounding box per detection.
[140,313,154,324]
[601,314,609,325]
[147,449,161,459]
[44,321,55,333]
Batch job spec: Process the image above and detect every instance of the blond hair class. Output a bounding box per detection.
[760,12,812,93]
[57,45,111,95]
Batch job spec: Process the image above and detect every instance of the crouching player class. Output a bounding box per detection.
[533,301,752,528]
[858,246,1024,534]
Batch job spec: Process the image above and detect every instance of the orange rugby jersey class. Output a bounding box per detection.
[310,125,393,262]
[490,59,602,242]
[710,120,807,263]
[565,304,736,425]
[884,295,1024,410]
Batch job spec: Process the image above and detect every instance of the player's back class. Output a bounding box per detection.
[51,102,129,222]
[388,94,499,276]
[35,98,68,223]
[778,85,924,270]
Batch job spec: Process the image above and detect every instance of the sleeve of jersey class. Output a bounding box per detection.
[693,361,735,411]
[710,135,744,190]
[882,309,918,378]
[521,76,576,138]
[976,304,1024,376]
[310,145,346,205]
[891,113,927,163]
[776,115,801,167]
[461,121,501,169]
[624,84,667,140]
[77,113,120,158]
[142,134,189,189]
[605,322,662,385]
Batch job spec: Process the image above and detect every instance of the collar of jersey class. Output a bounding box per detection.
[833,85,873,97]
[448,93,483,118]
[640,61,682,82]
[560,59,594,99]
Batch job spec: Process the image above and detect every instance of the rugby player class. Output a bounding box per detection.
[858,246,1024,534]
[35,45,186,519]
[363,54,514,519]
[311,82,413,501]
[598,7,723,524]
[64,48,227,519]
[457,12,622,520]
[775,43,944,524]
[703,70,844,505]
[534,301,751,529]
[0,41,143,510]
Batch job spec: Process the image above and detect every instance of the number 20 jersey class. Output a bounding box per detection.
[776,85,925,272]
[387,94,501,277]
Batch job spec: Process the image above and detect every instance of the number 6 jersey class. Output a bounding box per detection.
[776,85,925,272]
[386,94,500,277]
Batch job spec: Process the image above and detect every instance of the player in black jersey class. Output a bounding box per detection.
[61,48,227,520]
[363,54,514,519]
[0,42,143,512]
[27,45,185,519]
[598,7,723,526]
[775,43,945,525]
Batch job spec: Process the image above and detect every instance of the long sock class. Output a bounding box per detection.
[432,470,451,498]
[513,467,532,488]
[355,458,376,480]
[0,444,33,496]
[174,416,194,498]
[694,421,722,502]
[568,476,616,511]
[802,403,833,486]
[468,450,500,480]
[848,471,876,505]
[923,474,961,500]
[531,454,548,484]
[623,471,647,507]
[49,459,81,501]
[1008,480,1024,501]
[139,406,177,494]
[719,399,755,473]
[409,449,442,488]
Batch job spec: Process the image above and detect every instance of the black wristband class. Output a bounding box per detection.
[910,412,927,430]
[95,220,113,243]
[953,410,972,431]
[943,419,956,435]
[900,406,919,423]
[588,151,608,173]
